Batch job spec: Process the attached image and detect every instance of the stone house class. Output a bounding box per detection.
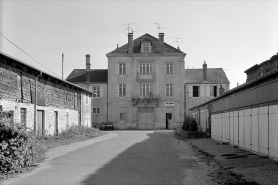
[0,52,92,136]
[184,61,230,116]
[66,55,108,128]
[106,33,186,129]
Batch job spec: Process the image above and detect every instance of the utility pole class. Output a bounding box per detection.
[62,53,64,80]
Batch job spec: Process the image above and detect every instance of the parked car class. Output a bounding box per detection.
[99,122,114,131]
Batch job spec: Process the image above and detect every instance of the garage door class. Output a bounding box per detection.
[138,107,154,129]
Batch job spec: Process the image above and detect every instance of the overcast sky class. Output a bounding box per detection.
[0,0,277,89]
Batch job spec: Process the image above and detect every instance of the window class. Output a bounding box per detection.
[140,84,152,96]
[119,63,126,75]
[141,43,151,53]
[166,84,173,97]
[210,86,218,97]
[166,63,173,75]
[92,86,100,97]
[193,86,199,97]
[93,108,100,114]
[140,63,152,75]
[20,108,27,128]
[119,83,126,97]
[120,113,126,120]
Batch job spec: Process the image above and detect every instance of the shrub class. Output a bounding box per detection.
[0,111,44,177]
[182,116,198,131]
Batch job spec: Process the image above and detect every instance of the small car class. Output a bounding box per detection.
[99,122,114,131]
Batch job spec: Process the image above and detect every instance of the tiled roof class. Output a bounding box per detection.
[108,33,184,54]
[184,68,229,84]
[66,69,108,83]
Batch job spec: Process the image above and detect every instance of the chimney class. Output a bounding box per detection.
[128,33,133,54]
[86,54,90,83]
[159,33,164,54]
[203,60,207,81]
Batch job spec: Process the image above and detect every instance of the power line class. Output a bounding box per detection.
[0,33,61,78]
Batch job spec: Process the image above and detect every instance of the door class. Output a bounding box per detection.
[54,111,58,134]
[37,110,44,137]
[166,113,172,129]
[138,107,154,129]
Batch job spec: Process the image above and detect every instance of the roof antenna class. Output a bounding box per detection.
[154,23,165,36]
[121,22,135,34]
[131,29,140,34]
[172,37,183,49]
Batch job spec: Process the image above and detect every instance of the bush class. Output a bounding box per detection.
[56,125,99,139]
[182,116,198,131]
[0,111,44,177]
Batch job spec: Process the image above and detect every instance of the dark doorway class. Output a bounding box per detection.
[37,110,45,137]
[54,111,58,134]
[166,113,172,129]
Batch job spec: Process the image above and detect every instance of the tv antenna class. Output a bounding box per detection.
[131,29,140,34]
[172,37,183,48]
[154,23,165,35]
[122,22,135,34]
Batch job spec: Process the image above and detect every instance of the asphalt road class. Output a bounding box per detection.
[3,131,215,185]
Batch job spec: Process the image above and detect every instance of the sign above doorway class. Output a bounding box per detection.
[164,102,175,107]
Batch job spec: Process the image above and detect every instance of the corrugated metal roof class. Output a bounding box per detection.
[184,68,229,84]
[107,33,184,54]
[66,69,108,83]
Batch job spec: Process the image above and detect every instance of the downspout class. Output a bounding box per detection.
[34,71,42,136]
[107,84,108,122]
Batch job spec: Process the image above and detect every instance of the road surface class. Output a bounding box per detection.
[2,131,214,185]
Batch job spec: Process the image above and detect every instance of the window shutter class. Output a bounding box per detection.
[188,86,193,97]
[200,86,205,97]
[126,63,130,75]
[115,83,118,97]
[126,83,130,97]
[206,86,210,97]
[100,86,103,97]
[115,63,119,75]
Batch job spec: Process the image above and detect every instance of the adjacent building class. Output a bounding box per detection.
[0,52,92,136]
[66,55,108,127]
[184,62,230,116]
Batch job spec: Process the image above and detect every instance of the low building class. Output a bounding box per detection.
[184,61,229,117]
[0,52,92,136]
[66,55,108,128]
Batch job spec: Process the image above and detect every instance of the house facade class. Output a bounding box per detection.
[66,55,108,127]
[0,52,92,136]
[184,61,230,116]
[106,33,186,129]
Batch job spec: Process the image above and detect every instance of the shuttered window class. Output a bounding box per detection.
[119,83,126,97]
[119,63,126,75]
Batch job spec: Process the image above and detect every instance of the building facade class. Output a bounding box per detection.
[0,52,92,136]
[184,62,230,117]
[66,55,108,127]
[106,33,186,129]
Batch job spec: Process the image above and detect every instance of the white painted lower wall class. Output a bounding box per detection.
[0,99,79,136]
[211,105,278,160]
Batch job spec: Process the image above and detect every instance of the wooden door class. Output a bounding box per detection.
[37,110,44,137]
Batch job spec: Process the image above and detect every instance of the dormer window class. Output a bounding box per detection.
[140,39,152,53]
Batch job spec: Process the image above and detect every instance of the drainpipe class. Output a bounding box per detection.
[34,71,42,136]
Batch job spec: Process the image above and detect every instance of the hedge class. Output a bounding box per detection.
[0,111,44,177]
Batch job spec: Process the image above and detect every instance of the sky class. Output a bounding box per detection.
[0,0,277,89]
